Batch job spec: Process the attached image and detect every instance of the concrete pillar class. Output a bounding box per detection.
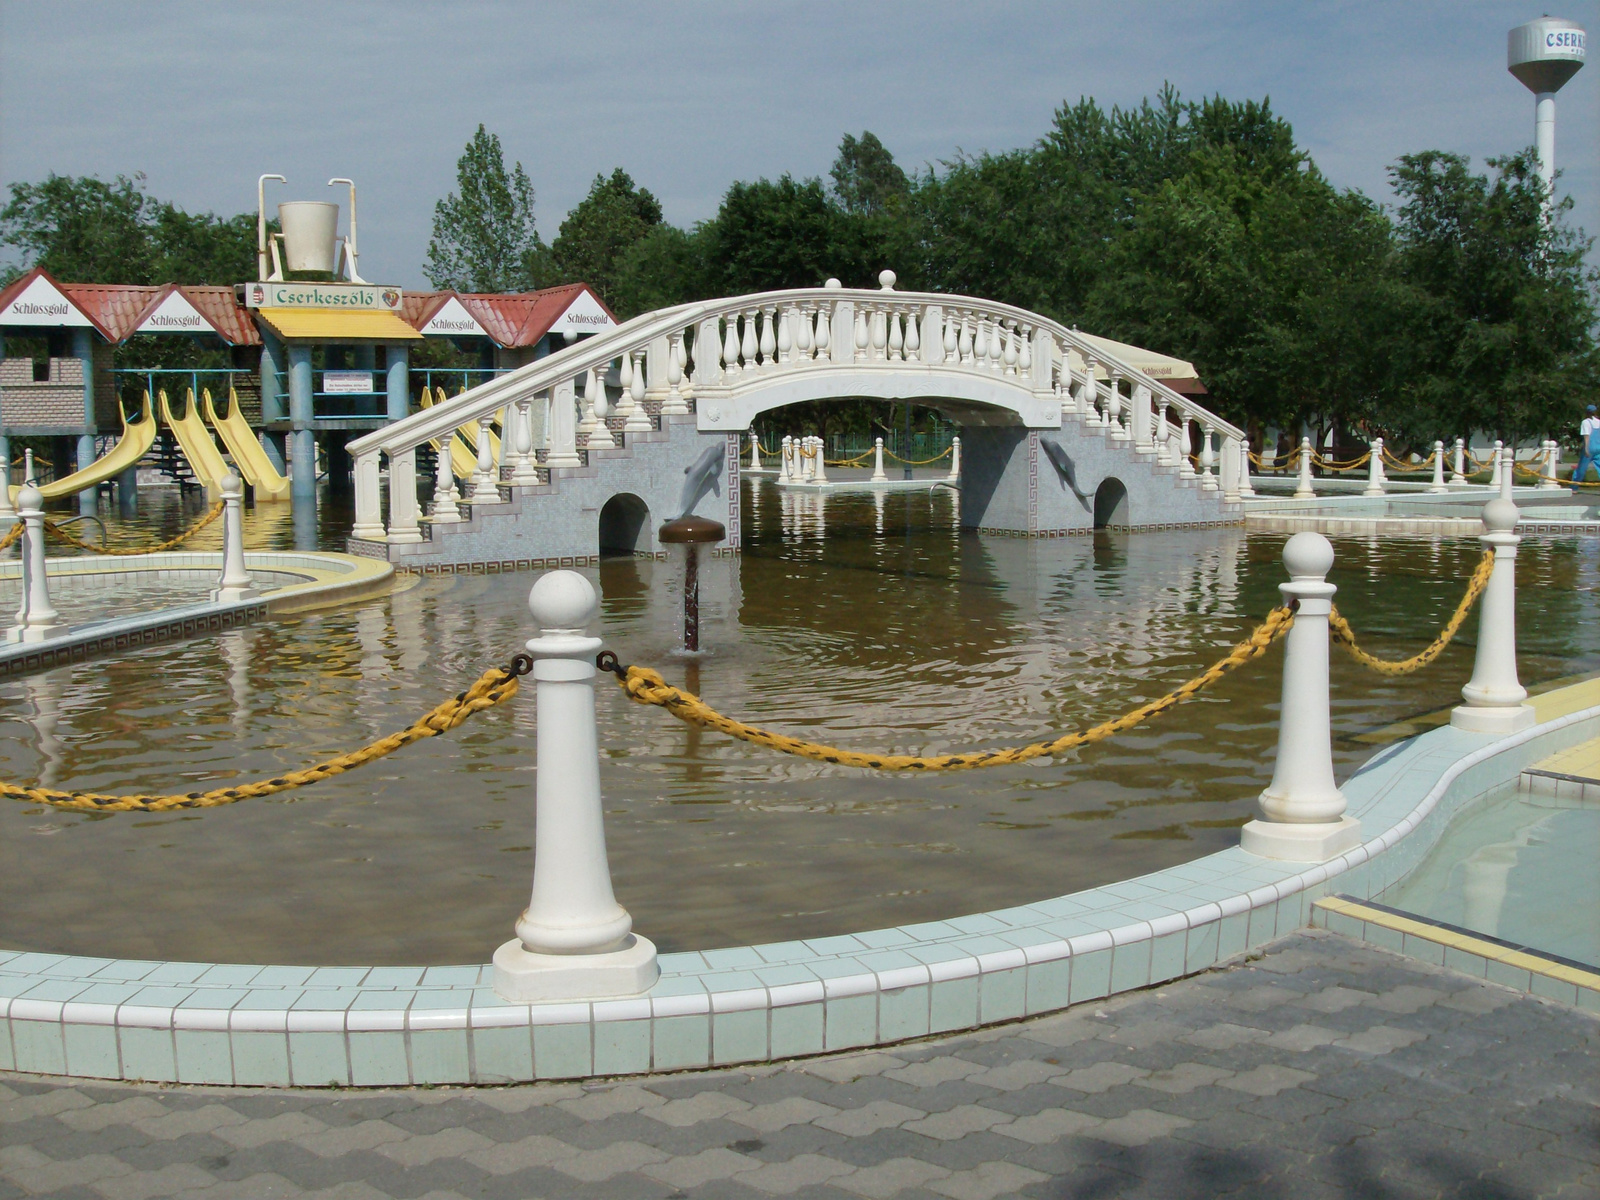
[11,485,62,641]
[288,343,316,503]
[1240,532,1362,862]
[1451,498,1535,733]
[211,471,254,603]
[0,435,14,523]
[259,332,288,474]
[493,571,659,1001]
[72,330,98,516]
[385,343,409,423]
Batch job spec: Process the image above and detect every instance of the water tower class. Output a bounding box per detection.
[1507,16,1586,214]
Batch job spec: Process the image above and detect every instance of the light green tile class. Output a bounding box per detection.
[1442,947,1488,978]
[1575,986,1600,1014]
[1362,923,1405,953]
[473,1025,533,1083]
[174,1031,234,1085]
[653,1015,710,1070]
[1400,933,1445,966]
[289,1031,349,1087]
[1185,922,1220,974]
[10,1020,65,1075]
[711,1009,769,1065]
[118,1027,175,1083]
[928,977,978,1034]
[1529,973,1579,1006]
[1246,903,1277,949]
[593,1019,651,1075]
[1484,960,1532,992]
[1149,932,1187,985]
[877,985,930,1042]
[1110,940,1152,995]
[533,1024,592,1079]
[1217,913,1249,960]
[348,1031,409,1087]
[409,1029,471,1084]
[1069,950,1111,1004]
[979,968,1025,1023]
[769,1003,823,1059]
[1024,960,1070,1015]
[230,1031,290,1087]
[62,1022,121,1079]
[1322,911,1364,940]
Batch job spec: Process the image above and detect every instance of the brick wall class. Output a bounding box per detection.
[0,357,90,428]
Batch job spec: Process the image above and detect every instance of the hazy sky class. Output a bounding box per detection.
[3,1,1595,289]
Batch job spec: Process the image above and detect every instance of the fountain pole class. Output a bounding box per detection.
[659,515,726,652]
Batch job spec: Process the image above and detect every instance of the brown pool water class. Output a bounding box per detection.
[1,483,1595,964]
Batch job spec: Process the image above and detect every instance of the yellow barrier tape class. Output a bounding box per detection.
[611,607,1295,771]
[1328,550,1493,676]
[43,500,224,557]
[2,660,526,813]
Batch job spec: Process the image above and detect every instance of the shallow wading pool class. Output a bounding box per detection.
[1,482,1597,965]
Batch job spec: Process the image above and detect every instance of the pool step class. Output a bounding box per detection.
[1521,735,1600,805]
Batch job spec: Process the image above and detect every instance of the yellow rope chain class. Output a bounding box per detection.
[1327,550,1494,675]
[0,523,19,552]
[41,500,225,557]
[2,660,527,813]
[610,607,1295,771]
[883,447,953,465]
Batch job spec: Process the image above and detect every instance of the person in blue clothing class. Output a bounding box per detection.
[1576,405,1600,489]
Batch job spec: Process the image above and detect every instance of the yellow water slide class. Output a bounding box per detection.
[420,386,487,479]
[10,394,158,503]
[159,388,230,491]
[203,388,291,501]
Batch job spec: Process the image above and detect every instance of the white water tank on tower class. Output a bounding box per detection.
[277,201,340,273]
[1507,17,1585,209]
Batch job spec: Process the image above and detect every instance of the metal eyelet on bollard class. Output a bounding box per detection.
[492,570,659,1002]
[1239,532,1363,862]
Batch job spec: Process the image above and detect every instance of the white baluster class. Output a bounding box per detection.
[721,316,739,375]
[944,314,959,362]
[1017,326,1032,375]
[1108,373,1128,440]
[795,306,812,361]
[625,351,651,432]
[1002,323,1018,373]
[1451,497,1534,733]
[662,333,689,416]
[510,399,540,486]
[583,367,614,450]
[905,311,921,359]
[1364,438,1385,496]
[1239,533,1362,861]
[870,307,887,360]
[776,307,793,364]
[613,353,636,428]
[1154,399,1171,465]
[759,307,776,367]
[947,435,961,483]
[814,306,830,357]
[1450,437,1467,485]
[575,370,598,442]
[871,436,887,482]
[430,438,462,522]
[1428,440,1448,493]
[492,571,659,1001]
[470,416,506,503]
[958,316,974,365]
[888,311,903,361]
[1199,424,1217,487]
[741,310,758,372]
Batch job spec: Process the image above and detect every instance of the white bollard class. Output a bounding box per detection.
[1428,440,1448,492]
[1363,438,1385,496]
[1450,437,1468,486]
[812,436,828,484]
[1240,533,1362,861]
[493,571,659,1001]
[779,435,792,483]
[9,485,63,642]
[211,472,254,603]
[1538,439,1561,490]
[871,436,887,482]
[1237,438,1256,498]
[1451,498,1535,734]
[1490,440,1503,490]
[0,448,14,522]
[749,431,762,471]
[1295,436,1316,499]
[947,435,962,483]
[1499,448,1514,501]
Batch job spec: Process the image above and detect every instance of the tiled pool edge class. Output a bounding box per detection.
[3,692,1596,1088]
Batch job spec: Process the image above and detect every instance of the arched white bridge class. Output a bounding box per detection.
[347,279,1247,568]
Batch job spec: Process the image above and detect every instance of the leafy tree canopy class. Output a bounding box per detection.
[425,124,545,293]
[550,169,663,305]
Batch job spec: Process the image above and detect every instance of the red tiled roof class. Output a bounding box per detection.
[398,291,454,329]
[183,286,260,345]
[0,268,120,340]
[61,282,160,341]
[456,284,616,347]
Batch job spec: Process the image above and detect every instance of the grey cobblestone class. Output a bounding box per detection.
[3,931,1597,1199]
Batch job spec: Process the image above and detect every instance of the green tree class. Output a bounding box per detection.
[609,224,713,318]
[1388,149,1598,446]
[708,175,867,292]
[426,125,545,293]
[830,132,909,216]
[549,169,663,305]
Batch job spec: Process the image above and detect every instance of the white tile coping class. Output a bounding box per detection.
[3,682,1595,1087]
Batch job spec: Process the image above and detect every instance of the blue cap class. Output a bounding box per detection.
[1590,404,1597,413]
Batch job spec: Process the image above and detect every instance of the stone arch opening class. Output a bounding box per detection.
[1093,477,1130,529]
[598,493,650,555]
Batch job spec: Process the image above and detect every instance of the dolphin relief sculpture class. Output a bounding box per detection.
[1040,435,1093,511]
[678,443,726,519]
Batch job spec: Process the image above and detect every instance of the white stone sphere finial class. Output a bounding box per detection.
[1282,531,1334,581]
[1482,497,1519,533]
[528,570,597,632]
[17,484,42,512]
[878,269,897,291]
[824,278,842,290]
[222,471,243,495]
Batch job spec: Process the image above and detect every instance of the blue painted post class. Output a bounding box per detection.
[288,343,316,504]
[72,329,98,516]
[259,331,288,474]
[386,343,409,422]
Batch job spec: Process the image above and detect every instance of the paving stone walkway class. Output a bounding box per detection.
[3,931,1597,1200]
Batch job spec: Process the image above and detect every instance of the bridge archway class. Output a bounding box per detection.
[598,493,650,555]
[1093,477,1130,529]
